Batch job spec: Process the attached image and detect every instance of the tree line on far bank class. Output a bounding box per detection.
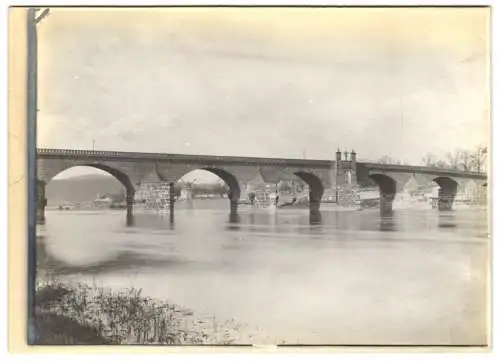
[377,145,488,173]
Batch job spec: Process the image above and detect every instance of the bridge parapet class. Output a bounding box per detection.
[358,161,487,179]
[36,148,335,168]
[37,149,488,182]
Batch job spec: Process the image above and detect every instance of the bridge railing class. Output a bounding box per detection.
[35,148,335,166]
[37,148,134,158]
[357,159,487,178]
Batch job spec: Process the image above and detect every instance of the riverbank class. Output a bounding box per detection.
[33,280,245,345]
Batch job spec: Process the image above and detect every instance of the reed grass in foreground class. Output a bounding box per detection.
[33,281,245,345]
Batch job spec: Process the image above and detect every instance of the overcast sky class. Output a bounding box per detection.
[37,8,490,179]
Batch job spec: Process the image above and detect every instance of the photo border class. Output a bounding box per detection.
[6,1,496,358]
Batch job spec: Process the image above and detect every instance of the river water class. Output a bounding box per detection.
[36,200,489,345]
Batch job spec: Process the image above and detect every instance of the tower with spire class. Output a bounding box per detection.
[335,148,357,188]
[332,148,358,205]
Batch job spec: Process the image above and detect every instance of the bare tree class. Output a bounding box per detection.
[421,153,436,167]
[434,160,449,169]
[423,146,487,171]
[460,150,473,171]
[378,155,402,165]
[471,145,488,173]
[446,150,461,170]
[378,155,390,164]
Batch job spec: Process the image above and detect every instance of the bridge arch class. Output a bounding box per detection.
[368,173,397,215]
[432,176,459,211]
[367,173,462,213]
[293,171,325,213]
[202,168,241,201]
[37,164,136,225]
[170,167,241,216]
[41,163,135,192]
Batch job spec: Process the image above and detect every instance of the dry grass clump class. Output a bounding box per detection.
[33,281,244,345]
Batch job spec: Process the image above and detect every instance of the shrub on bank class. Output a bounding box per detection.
[33,281,243,345]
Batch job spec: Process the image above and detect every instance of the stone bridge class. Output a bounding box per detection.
[36,148,487,224]
[356,162,487,214]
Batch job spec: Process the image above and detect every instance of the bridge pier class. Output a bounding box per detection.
[435,179,458,211]
[438,193,455,211]
[309,210,322,225]
[230,198,238,215]
[380,192,395,215]
[310,199,321,214]
[229,210,240,224]
[308,184,323,214]
[169,182,175,222]
[36,180,47,225]
[228,198,239,224]
[126,188,135,226]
